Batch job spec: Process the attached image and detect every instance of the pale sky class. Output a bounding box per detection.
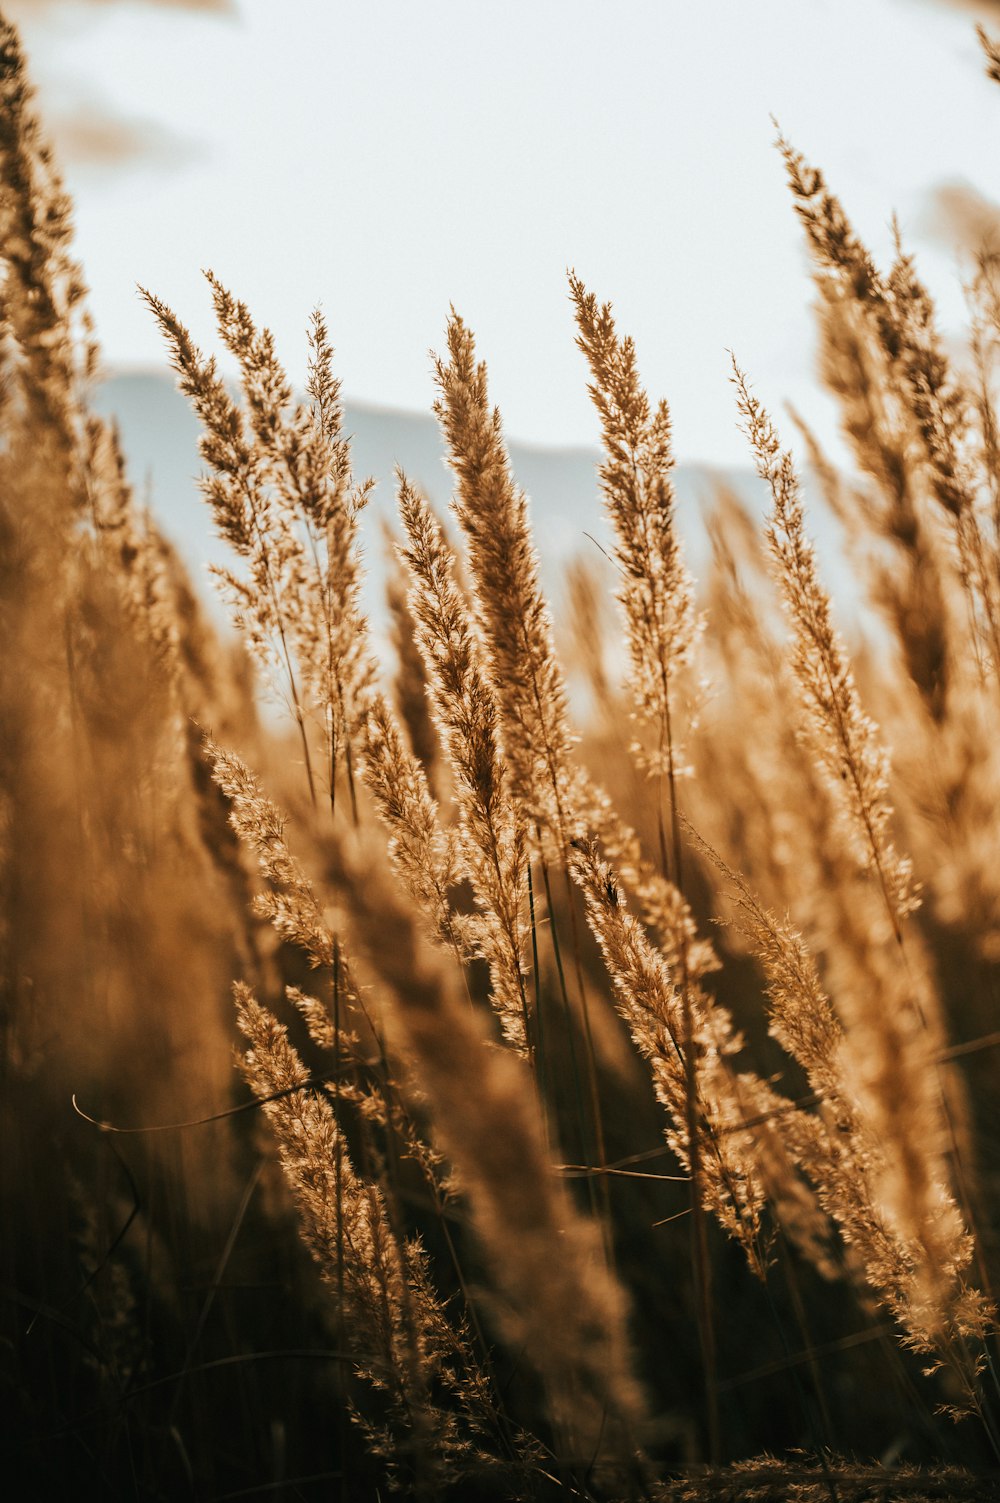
[8,0,1000,465]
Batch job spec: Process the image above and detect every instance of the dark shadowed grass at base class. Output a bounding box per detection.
[652,1461,1000,1501]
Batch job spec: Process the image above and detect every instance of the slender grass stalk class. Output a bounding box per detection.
[432,310,614,1243]
[395,475,532,1054]
[570,272,717,1455]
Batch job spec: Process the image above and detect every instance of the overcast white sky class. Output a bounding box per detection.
[7,0,1000,464]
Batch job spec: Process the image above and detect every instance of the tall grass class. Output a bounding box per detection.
[6,9,1000,1499]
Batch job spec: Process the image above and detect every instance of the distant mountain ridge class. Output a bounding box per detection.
[90,368,776,625]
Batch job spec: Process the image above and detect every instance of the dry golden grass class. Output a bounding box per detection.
[8,9,1000,1500]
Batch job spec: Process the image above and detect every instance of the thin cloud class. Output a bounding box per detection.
[50,99,202,173]
[922,179,1000,258]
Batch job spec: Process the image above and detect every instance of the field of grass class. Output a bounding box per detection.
[5,11,1000,1500]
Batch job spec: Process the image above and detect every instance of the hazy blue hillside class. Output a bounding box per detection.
[91,369,779,627]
